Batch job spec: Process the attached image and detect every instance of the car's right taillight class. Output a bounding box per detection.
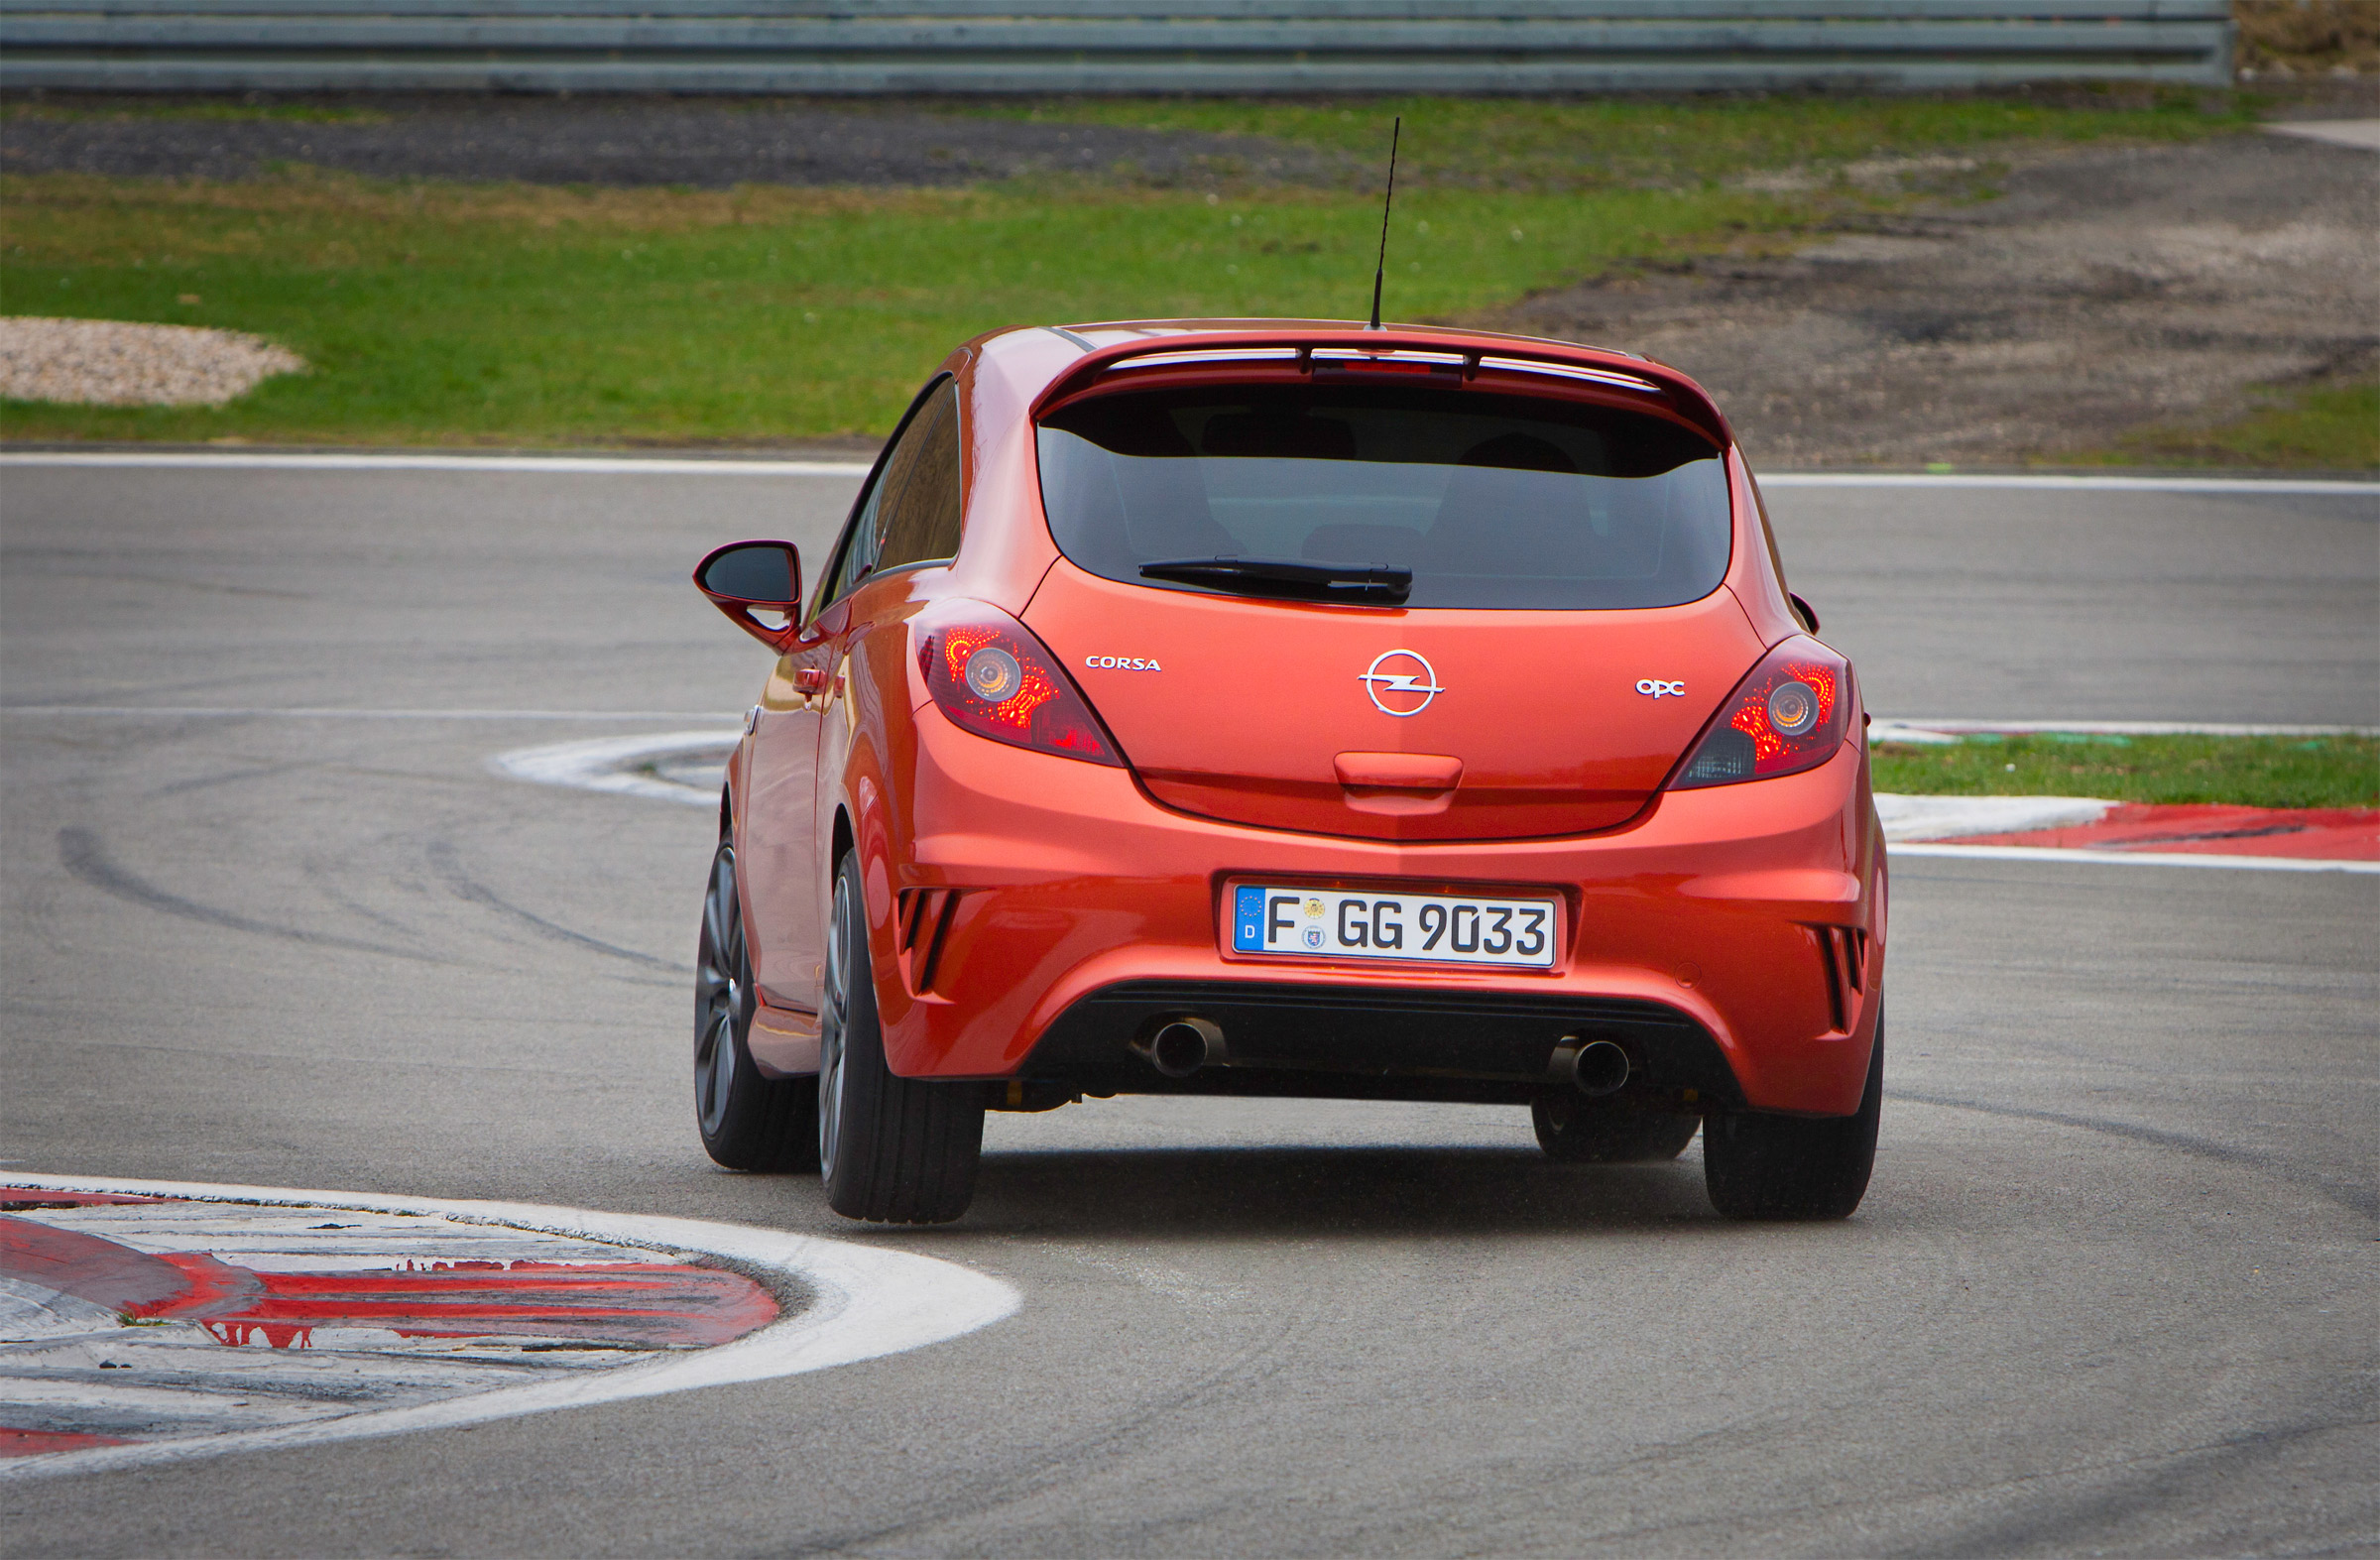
[1671,637,1852,789]
[912,601,1125,768]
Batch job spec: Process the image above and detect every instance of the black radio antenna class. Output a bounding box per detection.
[1367,116,1401,331]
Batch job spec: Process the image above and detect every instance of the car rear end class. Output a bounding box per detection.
[882,323,1885,1212]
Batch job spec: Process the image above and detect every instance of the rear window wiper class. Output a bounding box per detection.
[1138,556,1413,605]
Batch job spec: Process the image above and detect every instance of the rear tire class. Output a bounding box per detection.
[1532,1095,1701,1162]
[818,853,986,1224]
[1702,1012,1883,1221]
[693,836,820,1173]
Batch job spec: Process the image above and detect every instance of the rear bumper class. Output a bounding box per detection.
[870,705,1885,1116]
[1022,980,1744,1109]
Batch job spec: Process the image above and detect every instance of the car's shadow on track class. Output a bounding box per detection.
[957,1145,1720,1238]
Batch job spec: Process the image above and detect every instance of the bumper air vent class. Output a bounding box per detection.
[896,887,964,996]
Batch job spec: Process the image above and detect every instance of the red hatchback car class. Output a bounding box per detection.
[690,319,1886,1225]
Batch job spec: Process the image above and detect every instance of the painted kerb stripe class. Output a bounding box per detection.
[0,1173,1020,1483]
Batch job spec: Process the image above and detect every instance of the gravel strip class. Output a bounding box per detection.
[1496,133,2380,466]
[0,316,305,406]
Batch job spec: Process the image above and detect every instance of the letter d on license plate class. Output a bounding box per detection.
[1229,884,1559,970]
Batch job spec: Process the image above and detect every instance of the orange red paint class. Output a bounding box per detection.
[691,318,1892,1223]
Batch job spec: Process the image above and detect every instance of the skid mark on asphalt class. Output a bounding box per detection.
[423,838,687,976]
[56,827,446,965]
[144,761,312,800]
[302,852,442,941]
[1037,1242,1252,1313]
[1893,1091,2374,1220]
[0,1176,1018,1483]
[779,1298,1314,1560]
[1901,1415,2379,1560]
[28,568,314,603]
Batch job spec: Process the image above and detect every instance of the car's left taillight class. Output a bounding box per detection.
[1671,636,1852,789]
[913,602,1125,768]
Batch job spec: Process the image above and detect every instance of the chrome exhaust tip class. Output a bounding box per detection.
[1551,1035,1631,1098]
[1145,1018,1224,1079]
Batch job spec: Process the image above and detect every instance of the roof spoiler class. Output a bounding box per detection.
[1031,328,1731,447]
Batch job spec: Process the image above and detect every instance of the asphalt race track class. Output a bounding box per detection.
[3,462,2374,1555]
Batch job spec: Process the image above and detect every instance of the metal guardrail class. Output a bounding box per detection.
[0,2,2238,95]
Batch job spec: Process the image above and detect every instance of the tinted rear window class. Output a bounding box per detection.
[1035,382,1730,610]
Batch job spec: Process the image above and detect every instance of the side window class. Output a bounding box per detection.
[816,377,964,614]
[820,482,884,610]
[877,383,964,573]
[1746,471,1811,630]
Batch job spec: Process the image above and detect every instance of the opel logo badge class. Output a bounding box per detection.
[1360,649,1444,717]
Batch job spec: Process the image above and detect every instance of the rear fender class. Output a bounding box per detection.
[821,591,939,1076]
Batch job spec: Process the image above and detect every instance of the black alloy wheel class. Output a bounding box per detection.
[1531,1094,1703,1162]
[1701,1006,1884,1220]
[818,852,986,1224]
[693,832,819,1172]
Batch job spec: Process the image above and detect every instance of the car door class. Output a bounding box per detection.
[740,605,839,1015]
[740,375,962,1015]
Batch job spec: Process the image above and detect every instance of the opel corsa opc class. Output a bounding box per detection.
[689,321,1886,1225]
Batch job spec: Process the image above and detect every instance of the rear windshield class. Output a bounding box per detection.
[1035,382,1731,610]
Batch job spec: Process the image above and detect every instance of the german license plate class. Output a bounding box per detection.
[1229,884,1559,970]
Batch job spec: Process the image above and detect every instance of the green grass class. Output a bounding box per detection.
[2071,379,2380,473]
[0,92,2262,445]
[1870,733,2380,810]
[0,171,1861,444]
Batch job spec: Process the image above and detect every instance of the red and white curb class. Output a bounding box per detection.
[1872,721,2377,872]
[0,1175,1018,1482]
[1876,793,2116,840]
[1915,801,2376,860]
[1878,793,2380,864]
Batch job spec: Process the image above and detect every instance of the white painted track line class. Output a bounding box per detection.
[1891,843,2379,873]
[1757,472,2378,495]
[0,452,875,476]
[2263,119,2380,154]
[0,1174,1019,1484]
[1,451,2372,495]
[2,706,743,721]
[1873,719,2378,738]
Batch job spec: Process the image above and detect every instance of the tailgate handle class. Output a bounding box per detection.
[1334,752,1463,791]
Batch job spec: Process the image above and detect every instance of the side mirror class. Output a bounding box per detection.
[1789,592,1821,633]
[694,540,802,652]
